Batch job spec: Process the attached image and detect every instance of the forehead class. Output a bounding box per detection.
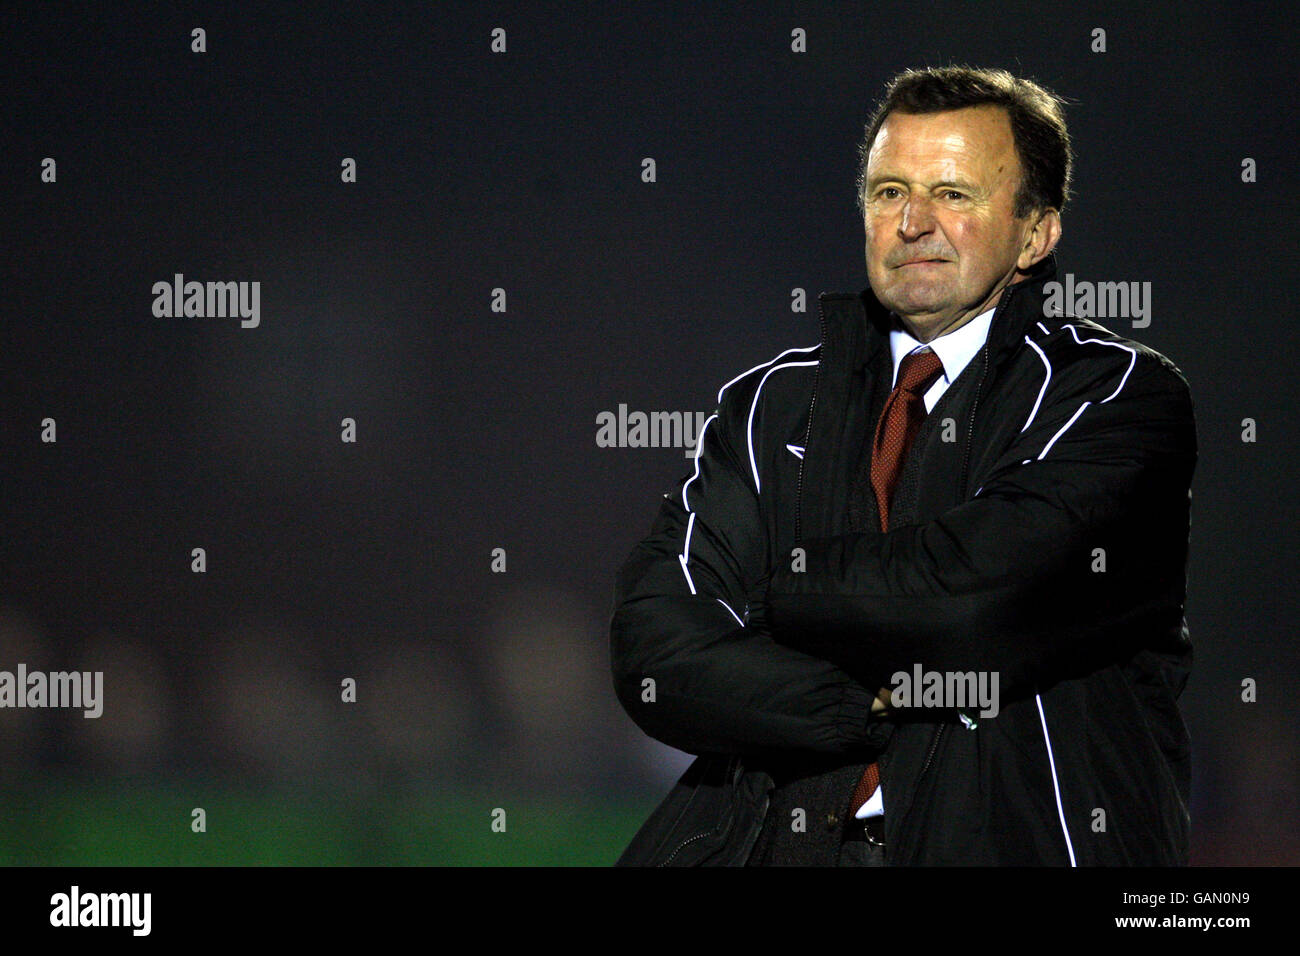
[868,105,1017,178]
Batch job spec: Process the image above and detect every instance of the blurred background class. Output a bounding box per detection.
[0,1,1295,865]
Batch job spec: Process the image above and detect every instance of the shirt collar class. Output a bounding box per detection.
[887,306,996,390]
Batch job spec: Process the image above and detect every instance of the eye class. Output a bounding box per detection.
[943,190,965,201]
[878,186,902,199]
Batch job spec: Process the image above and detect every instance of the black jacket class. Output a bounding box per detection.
[609,254,1196,865]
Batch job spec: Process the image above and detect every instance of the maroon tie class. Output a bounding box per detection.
[851,345,945,818]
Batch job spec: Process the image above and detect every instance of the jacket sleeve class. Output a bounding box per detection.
[609,376,880,759]
[765,349,1197,699]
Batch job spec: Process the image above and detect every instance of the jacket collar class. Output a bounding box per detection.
[819,252,1059,376]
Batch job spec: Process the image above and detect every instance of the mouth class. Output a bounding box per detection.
[897,259,950,268]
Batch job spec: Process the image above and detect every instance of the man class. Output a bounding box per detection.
[609,66,1196,866]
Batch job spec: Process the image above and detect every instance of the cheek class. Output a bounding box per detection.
[945,217,981,250]
[949,215,1019,257]
[865,208,897,240]
[864,226,889,261]
[946,218,1010,274]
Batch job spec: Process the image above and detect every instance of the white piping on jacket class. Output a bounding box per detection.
[681,415,718,513]
[677,345,819,599]
[748,360,819,494]
[1034,325,1137,460]
[1036,692,1078,867]
[1024,323,1138,867]
[1022,336,1053,433]
[677,512,699,595]
[1063,324,1138,402]
[715,344,819,405]
[716,598,745,627]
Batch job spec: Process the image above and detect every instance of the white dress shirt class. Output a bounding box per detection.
[856,304,996,821]
[888,305,997,413]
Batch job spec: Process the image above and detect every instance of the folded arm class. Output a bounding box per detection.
[766,353,1196,700]
[610,378,881,758]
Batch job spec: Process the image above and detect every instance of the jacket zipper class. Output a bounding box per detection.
[794,298,827,544]
[657,830,712,867]
[958,279,1018,498]
[656,755,742,866]
[889,721,949,863]
[957,345,990,500]
[894,280,1019,861]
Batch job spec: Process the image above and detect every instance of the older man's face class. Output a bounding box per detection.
[863,105,1033,340]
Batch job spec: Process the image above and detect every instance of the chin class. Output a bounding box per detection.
[882,289,949,316]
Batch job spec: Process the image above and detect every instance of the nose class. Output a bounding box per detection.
[899,193,936,241]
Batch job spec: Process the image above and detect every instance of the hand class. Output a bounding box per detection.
[870,686,893,716]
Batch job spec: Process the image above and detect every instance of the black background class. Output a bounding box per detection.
[1,0,1296,865]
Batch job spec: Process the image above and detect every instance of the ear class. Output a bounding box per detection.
[1017,208,1062,271]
